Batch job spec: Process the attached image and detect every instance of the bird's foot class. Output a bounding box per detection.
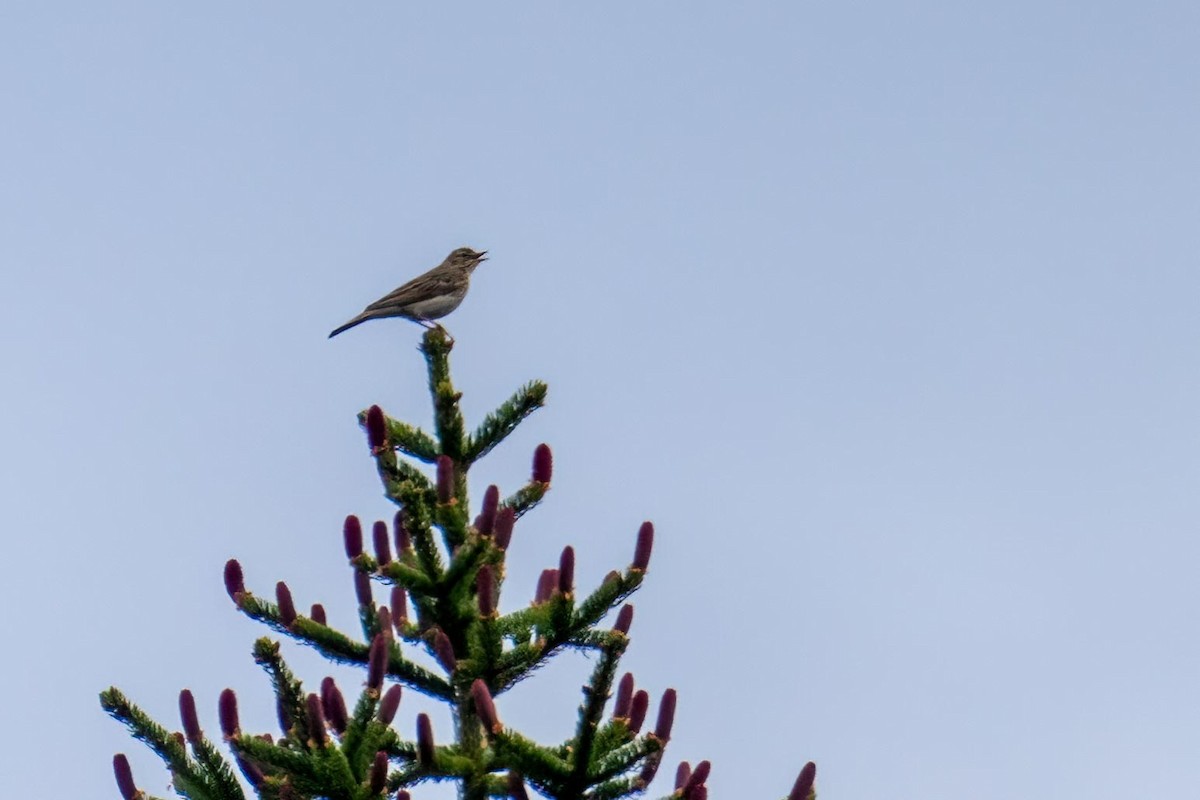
[417,319,454,346]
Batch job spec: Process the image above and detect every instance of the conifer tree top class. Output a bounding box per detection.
[102,327,815,800]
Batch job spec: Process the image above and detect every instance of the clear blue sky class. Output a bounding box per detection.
[3,4,1198,799]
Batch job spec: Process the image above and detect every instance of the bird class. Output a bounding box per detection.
[329,247,488,338]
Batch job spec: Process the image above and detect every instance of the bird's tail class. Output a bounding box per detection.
[328,312,373,339]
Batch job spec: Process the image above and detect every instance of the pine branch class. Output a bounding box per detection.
[355,576,382,642]
[434,490,471,551]
[380,460,435,500]
[380,560,436,594]
[100,687,231,800]
[441,536,490,597]
[380,738,419,762]
[235,597,452,699]
[357,408,440,463]
[384,763,437,792]
[466,381,548,463]
[489,572,639,694]
[231,737,317,787]
[489,729,571,788]
[392,482,444,582]
[251,639,308,746]
[416,744,478,782]
[304,737,359,800]
[338,690,380,776]
[492,604,546,642]
[573,573,642,633]
[570,644,625,790]
[361,405,436,507]
[584,765,663,800]
[190,738,246,800]
[421,328,468,468]
[470,620,504,683]
[502,481,549,520]
[585,722,636,779]
[587,737,662,785]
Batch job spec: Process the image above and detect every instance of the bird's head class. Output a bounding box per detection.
[448,247,488,271]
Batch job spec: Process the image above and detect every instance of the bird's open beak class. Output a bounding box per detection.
[476,251,488,262]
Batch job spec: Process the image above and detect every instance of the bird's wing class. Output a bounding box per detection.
[362,270,458,312]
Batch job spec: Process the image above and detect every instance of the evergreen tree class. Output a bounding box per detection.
[102,328,817,800]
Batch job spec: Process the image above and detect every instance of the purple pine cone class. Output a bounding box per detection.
[376,606,394,644]
[367,634,389,691]
[507,772,531,800]
[306,693,327,746]
[532,443,553,484]
[391,586,408,625]
[629,690,649,733]
[558,546,575,595]
[675,761,692,791]
[788,762,817,800]
[477,565,496,616]
[479,485,499,535]
[112,755,138,800]
[416,713,435,765]
[218,688,239,738]
[432,628,457,673]
[223,559,245,602]
[365,405,387,450]
[494,506,516,550]
[613,604,634,635]
[653,688,677,741]
[613,673,635,718]
[179,689,202,743]
[685,760,711,796]
[343,515,364,559]
[436,456,455,504]
[369,751,388,794]
[321,676,348,735]
[275,581,296,628]
[355,571,373,607]
[276,696,292,734]
[471,679,502,733]
[393,510,411,553]
[372,520,392,564]
[378,685,402,724]
[632,522,653,571]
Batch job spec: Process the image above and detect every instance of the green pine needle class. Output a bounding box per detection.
[466,381,548,463]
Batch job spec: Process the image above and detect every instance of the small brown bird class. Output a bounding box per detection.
[329,247,488,338]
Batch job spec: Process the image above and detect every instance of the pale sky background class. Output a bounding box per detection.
[3,4,1199,799]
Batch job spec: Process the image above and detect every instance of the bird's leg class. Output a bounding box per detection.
[417,318,453,345]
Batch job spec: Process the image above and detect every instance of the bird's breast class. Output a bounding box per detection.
[404,289,467,320]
